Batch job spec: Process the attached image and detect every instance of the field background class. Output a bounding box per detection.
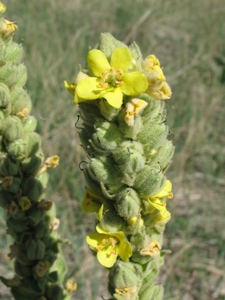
[1,0,225,299]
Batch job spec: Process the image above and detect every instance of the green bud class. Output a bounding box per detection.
[0,61,18,86]
[92,119,122,153]
[2,176,22,193]
[26,209,43,226]
[0,39,6,63]
[137,120,168,153]
[16,64,27,87]
[113,141,145,174]
[36,171,49,190]
[98,203,124,232]
[99,99,121,121]
[26,132,41,156]
[115,188,141,219]
[46,285,65,300]
[0,82,10,108]
[129,42,143,71]
[7,217,29,234]
[79,101,101,127]
[0,190,12,208]
[109,261,141,296]
[14,259,32,278]
[119,114,143,140]
[140,94,164,120]
[25,238,46,260]
[22,115,37,134]
[0,153,19,176]
[138,281,163,300]
[86,156,123,191]
[100,32,127,60]
[83,168,104,196]
[149,140,175,172]
[20,150,44,175]
[1,116,23,142]
[5,137,27,159]
[5,42,23,65]
[21,177,44,203]
[10,86,32,115]
[134,165,166,196]
[34,220,50,239]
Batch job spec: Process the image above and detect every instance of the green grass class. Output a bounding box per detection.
[1,0,225,299]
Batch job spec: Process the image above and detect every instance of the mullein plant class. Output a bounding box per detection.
[65,32,174,300]
[0,4,76,300]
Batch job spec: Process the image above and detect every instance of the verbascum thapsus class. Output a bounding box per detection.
[0,3,76,300]
[65,32,174,300]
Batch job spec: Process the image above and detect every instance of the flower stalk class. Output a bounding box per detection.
[0,4,75,300]
[65,33,174,299]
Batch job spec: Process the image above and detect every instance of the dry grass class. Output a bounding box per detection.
[1,0,225,299]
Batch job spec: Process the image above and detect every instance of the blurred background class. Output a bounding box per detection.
[1,0,225,299]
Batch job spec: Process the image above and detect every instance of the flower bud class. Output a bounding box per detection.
[14,259,32,278]
[5,137,27,159]
[16,63,27,87]
[1,116,23,142]
[138,282,163,300]
[25,238,46,260]
[92,119,122,153]
[20,150,44,175]
[2,176,21,193]
[0,154,19,176]
[5,41,23,64]
[113,141,145,174]
[134,165,166,196]
[99,99,121,121]
[87,156,123,191]
[109,261,141,297]
[98,203,124,232]
[21,177,44,203]
[26,132,41,156]
[149,140,175,171]
[0,61,18,86]
[137,120,168,152]
[46,284,64,300]
[115,188,141,219]
[100,32,126,60]
[10,86,32,115]
[0,190,12,208]
[22,115,37,133]
[0,82,10,108]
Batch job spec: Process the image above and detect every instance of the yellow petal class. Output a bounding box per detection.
[103,88,123,108]
[118,240,132,261]
[110,47,131,72]
[122,72,148,96]
[76,77,102,100]
[97,247,117,268]
[88,49,110,77]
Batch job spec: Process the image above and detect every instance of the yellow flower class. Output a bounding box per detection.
[65,279,77,293]
[76,47,148,108]
[81,190,102,213]
[18,196,31,211]
[1,19,17,38]
[140,241,161,257]
[86,225,132,268]
[115,286,138,299]
[143,55,172,100]
[150,180,173,200]
[35,261,50,277]
[0,2,6,13]
[124,98,148,126]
